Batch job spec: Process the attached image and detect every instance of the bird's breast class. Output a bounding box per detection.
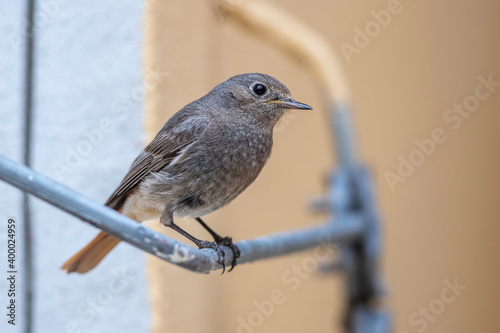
[140,123,273,218]
[181,125,272,210]
[209,124,272,175]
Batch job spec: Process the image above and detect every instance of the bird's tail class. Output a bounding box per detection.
[61,231,120,274]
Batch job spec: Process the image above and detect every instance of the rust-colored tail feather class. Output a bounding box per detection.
[61,231,120,274]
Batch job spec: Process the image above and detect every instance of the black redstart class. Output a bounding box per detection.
[62,73,312,274]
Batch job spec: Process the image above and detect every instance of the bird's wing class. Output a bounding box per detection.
[104,107,210,210]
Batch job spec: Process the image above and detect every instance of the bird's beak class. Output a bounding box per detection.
[266,98,312,110]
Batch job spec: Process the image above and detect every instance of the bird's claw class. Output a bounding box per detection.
[215,236,240,272]
[197,237,240,274]
[197,240,227,274]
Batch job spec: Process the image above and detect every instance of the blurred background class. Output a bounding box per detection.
[1,0,499,332]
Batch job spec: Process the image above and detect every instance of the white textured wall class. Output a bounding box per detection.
[1,1,150,332]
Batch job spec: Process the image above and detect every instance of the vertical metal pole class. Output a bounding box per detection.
[22,1,36,332]
[330,103,357,168]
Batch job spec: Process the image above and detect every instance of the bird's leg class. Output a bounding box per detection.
[160,210,227,273]
[195,217,240,272]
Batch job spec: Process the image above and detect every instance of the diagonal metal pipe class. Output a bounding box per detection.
[0,153,363,274]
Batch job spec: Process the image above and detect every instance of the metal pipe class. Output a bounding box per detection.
[21,1,36,331]
[0,154,363,274]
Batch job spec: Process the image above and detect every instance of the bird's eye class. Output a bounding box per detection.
[252,84,267,96]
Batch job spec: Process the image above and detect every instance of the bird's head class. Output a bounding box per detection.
[209,73,312,128]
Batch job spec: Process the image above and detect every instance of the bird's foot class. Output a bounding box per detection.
[213,236,240,272]
[193,217,240,272]
[196,237,240,274]
[196,240,227,274]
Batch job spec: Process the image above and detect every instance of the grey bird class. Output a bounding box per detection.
[61,73,312,274]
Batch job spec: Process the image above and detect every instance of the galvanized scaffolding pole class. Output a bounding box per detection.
[0,153,364,274]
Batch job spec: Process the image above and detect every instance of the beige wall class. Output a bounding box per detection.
[144,1,500,332]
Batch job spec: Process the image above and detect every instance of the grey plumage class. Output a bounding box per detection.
[107,73,310,223]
